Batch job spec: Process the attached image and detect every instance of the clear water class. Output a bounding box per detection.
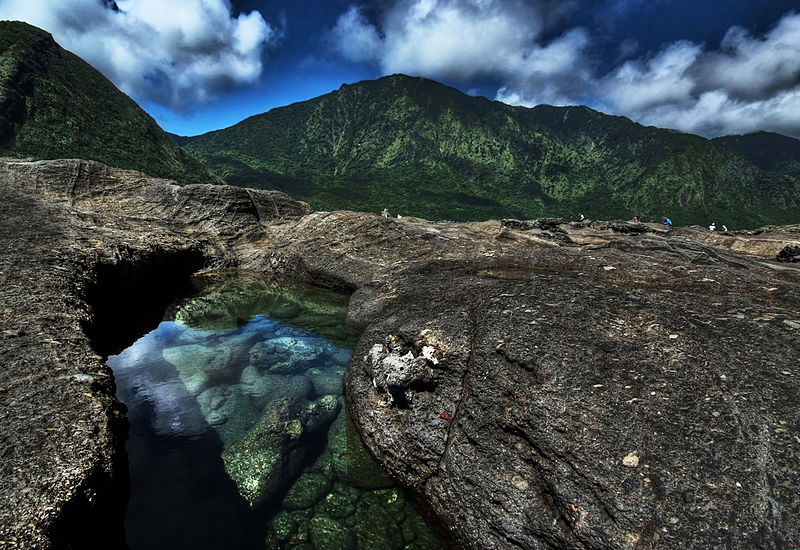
[107,274,442,550]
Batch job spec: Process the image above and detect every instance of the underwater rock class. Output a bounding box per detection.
[195,384,261,447]
[327,410,394,489]
[314,482,360,519]
[283,472,332,510]
[309,515,356,549]
[239,368,315,409]
[354,489,407,550]
[162,344,233,394]
[221,395,340,508]
[308,368,345,397]
[249,336,324,374]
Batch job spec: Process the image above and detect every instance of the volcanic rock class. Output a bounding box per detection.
[1,158,799,549]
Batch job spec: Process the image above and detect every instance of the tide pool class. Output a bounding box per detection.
[107,274,441,549]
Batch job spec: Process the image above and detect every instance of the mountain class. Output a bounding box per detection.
[182,74,800,228]
[714,131,800,180]
[0,21,219,185]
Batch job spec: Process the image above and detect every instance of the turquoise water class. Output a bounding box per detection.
[107,274,442,549]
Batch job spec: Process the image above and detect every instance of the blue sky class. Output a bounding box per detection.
[1,0,799,138]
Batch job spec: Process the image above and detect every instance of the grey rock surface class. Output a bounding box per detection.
[1,158,799,548]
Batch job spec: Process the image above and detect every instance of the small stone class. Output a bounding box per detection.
[622,452,640,468]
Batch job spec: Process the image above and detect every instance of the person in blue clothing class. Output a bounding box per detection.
[664,217,673,227]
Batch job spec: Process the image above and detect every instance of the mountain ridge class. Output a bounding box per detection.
[182,73,800,228]
[0,21,219,186]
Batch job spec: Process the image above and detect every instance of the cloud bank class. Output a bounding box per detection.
[331,0,589,106]
[0,0,278,109]
[331,1,800,138]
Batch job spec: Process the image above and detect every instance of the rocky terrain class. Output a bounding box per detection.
[1,158,799,549]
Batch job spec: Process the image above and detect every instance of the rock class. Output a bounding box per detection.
[249,337,324,374]
[221,395,340,508]
[622,452,640,468]
[314,483,361,519]
[776,244,800,262]
[309,516,356,549]
[270,510,297,542]
[327,409,394,490]
[238,369,314,410]
[366,342,436,406]
[354,489,407,550]
[283,473,332,510]
[195,384,262,447]
[308,369,344,397]
[2,158,799,549]
[162,344,232,394]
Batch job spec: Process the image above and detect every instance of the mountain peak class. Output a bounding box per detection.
[0,20,218,185]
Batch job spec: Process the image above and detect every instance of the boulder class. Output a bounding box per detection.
[221,395,340,508]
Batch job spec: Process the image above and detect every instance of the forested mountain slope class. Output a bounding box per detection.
[182,74,800,227]
[0,21,218,185]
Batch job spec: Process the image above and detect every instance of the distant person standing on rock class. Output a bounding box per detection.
[709,222,716,231]
[664,217,672,227]
[578,213,585,222]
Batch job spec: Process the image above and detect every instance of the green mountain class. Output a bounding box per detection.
[0,21,218,185]
[714,131,800,180]
[183,74,799,228]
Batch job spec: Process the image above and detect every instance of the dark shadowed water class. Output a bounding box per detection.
[107,274,442,550]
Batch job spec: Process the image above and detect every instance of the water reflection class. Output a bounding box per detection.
[107,274,441,550]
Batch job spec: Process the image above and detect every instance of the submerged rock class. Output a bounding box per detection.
[221,395,340,508]
[283,472,332,510]
[250,336,325,374]
[162,344,233,394]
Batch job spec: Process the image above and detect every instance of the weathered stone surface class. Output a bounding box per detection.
[1,158,799,549]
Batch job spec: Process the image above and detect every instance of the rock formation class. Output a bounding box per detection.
[1,158,798,548]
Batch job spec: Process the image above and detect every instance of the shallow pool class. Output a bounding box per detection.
[107,274,442,549]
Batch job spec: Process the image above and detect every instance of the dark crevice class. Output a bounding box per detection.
[501,422,621,531]
[51,245,208,550]
[81,246,207,357]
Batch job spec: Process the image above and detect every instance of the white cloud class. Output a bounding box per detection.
[330,0,589,90]
[330,5,383,63]
[0,0,278,109]
[597,11,800,138]
[331,2,800,138]
[693,13,800,101]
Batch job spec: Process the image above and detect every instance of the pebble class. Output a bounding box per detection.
[622,452,639,468]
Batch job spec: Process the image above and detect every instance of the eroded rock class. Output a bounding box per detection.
[2,158,799,549]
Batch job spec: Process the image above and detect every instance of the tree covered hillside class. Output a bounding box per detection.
[0,21,219,185]
[182,74,800,228]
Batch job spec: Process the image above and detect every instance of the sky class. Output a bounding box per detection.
[1,0,799,139]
